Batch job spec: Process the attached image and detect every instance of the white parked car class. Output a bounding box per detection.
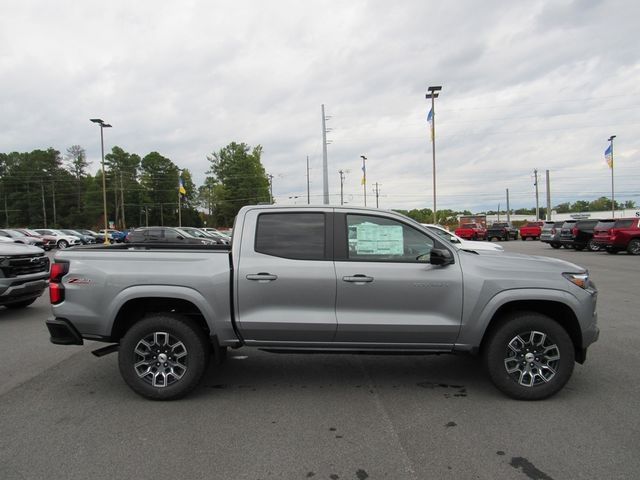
[422,224,504,252]
[33,228,82,249]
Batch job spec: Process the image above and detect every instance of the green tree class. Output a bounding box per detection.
[206,142,270,225]
[105,146,142,229]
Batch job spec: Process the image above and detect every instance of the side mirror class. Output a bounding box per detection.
[430,248,454,266]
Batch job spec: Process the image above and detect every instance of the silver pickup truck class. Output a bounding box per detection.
[47,205,599,400]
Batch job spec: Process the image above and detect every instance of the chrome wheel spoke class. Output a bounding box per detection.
[504,330,560,388]
[133,331,188,388]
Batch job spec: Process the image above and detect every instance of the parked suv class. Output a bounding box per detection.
[0,243,49,309]
[0,229,45,249]
[487,222,518,241]
[592,219,616,250]
[603,218,640,255]
[540,221,564,249]
[127,226,218,245]
[559,219,600,251]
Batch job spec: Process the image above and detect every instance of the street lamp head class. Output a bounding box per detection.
[428,85,442,92]
[103,123,112,128]
[608,135,616,141]
[90,118,104,124]
[360,155,367,160]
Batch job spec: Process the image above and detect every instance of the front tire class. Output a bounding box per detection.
[118,314,210,400]
[57,240,68,249]
[484,312,575,400]
[587,239,600,252]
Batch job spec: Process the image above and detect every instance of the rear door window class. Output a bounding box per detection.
[255,212,326,260]
[614,219,633,228]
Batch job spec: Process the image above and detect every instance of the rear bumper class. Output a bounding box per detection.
[46,318,84,345]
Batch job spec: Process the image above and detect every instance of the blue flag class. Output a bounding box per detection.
[604,144,613,169]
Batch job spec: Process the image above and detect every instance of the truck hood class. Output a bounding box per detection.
[459,249,585,274]
[0,242,45,255]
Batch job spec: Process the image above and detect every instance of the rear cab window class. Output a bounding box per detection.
[255,212,328,260]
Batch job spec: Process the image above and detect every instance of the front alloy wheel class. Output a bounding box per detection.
[484,312,574,400]
[503,331,560,387]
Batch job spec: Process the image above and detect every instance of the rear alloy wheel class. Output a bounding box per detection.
[587,239,600,252]
[484,312,574,400]
[627,239,640,255]
[119,314,210,400]
[57,239,68,249]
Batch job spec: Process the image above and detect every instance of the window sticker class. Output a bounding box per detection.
[354,222,403,255]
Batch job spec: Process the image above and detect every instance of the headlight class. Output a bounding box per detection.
[563,272,590,289]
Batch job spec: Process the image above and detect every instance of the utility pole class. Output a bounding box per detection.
[40,182,47,228]
[51,180,57,226]
[533,169,540,220]
[338,170,345,205]
[321,104,330,204]
[268,174,274,204]
[545,170,551,220]
[360,155,367,206]
[373,182,381,208]
[120,172,126,230]
[177,170,182,227]
[113,171,119,229]
[144,206,149,227]
[506,188,511,223]
[306,156,311,205]
[160,203,164,226]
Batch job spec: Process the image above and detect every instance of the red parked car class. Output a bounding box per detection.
[14,228,58,251]
[603,217,640,255]
[454,223,486,240]
[519,221,544,241]
[592,219,616,249]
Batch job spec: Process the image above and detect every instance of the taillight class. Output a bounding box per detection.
[49,261,69,304]
[572,227,578,236]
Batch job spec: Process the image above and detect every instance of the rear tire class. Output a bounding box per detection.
[484,312,575,400]
[57,240,68,249]
[550,243,561,249]
[118,313,210,400]
[627,239,640,255]
[587,239,600,252]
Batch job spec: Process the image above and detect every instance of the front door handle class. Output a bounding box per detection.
[342,274,374,283]
[246,273,278,282]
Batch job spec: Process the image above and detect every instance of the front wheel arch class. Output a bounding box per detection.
[479,300,584,363]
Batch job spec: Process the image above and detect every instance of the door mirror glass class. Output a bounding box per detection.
[430,248,454,266]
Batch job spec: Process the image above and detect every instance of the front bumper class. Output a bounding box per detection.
[0,278,47,305]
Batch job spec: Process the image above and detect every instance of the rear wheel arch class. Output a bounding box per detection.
[111,297,211,342]
[479,300,584,363]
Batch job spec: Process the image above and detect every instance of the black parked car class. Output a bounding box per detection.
[559,219,600,251]
[487,222,518,241]
[126,227,218,245]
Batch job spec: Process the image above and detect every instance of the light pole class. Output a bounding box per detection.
[90,118,112,244]
[338,170,346,206]
[607,135,616,218]
[425,85,442,224]
[360,155,367,206]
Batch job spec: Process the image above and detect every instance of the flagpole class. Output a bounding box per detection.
[178,170,182,227]
[608,135,616,219]
[360,155,367,207]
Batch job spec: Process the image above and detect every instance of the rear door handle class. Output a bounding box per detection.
[342,275,374,283]
[246,273,278,282]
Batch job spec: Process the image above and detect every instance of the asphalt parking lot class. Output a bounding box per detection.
[1,242,639,480]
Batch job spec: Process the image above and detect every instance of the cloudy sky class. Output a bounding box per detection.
[1,0,638,212]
